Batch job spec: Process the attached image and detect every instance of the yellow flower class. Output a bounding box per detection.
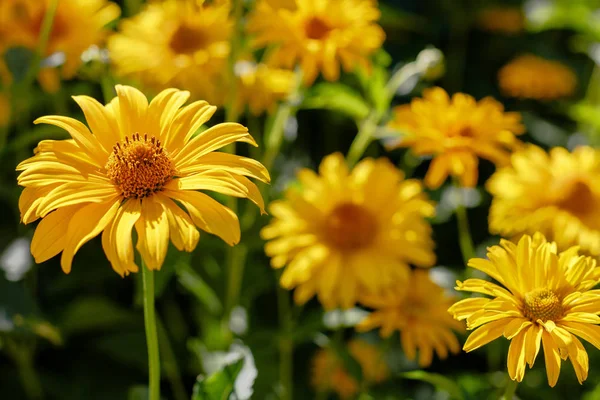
[448,233,600,387]
[234,61,295,115]
[476,7,524,34]
[311,339,389,399]
[17,85,268,276]
[387,87,525,189]
[0,0,119,80]
[498,54,577,100]
[107,0,231,104]
[357,269,464,367]
[261,153,435,309]
[488,144,600,256]
[247,0,385,85]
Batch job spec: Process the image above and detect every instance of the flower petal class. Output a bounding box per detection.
[30,205,81,263]
[102,199,141,276]
[135,196,170,271]
[541,330,562,387]
[115,85,148,138]
[177,152,270,183]
[156,194,199,252]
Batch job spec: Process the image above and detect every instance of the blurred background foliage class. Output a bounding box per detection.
[1,0,600,399]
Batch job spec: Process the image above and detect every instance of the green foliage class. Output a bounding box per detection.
[192,359,244,400]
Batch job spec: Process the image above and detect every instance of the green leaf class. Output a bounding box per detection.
[192,358,245,400]
[302,83,370,122]
[4,47,35,82]
[59,297,139,336]
[400,371,465,400]
[176,260,222,315]
[329,338,363,384]
[127,385,151,400]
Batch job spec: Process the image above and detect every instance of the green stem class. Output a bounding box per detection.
[156,317,188,400]
[225,244,249,317]
[276,276,294,400]
[142,263,161,400]
[5,339,43,400]
[501,378,518,400]
[346,112,378,168]
[455,200,476,265]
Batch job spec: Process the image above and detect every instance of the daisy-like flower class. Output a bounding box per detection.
[0,0,119,89]
[498,54,577,100]
[233,60,295,115]
[448,233,600,387]
[247,0,385,85]
[386,87,525,189]
[311,339,389,399]
[107,0,231,104]
[356,270,464,367]
[17,85,268,276]
[261,153,435,309]
[476,7,524,34]
[488,144,600,256]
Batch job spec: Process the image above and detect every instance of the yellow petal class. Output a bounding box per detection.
[60,198,121,273]
[147,88,190,141]
[30,206,80,263]
[178,152,270,183]
[463,318,509,352]
[135,196,170,271]
[507,330,527,382]
[37,182,118,218]
[115,85,148,138]
[164,188,240,246]
[424,156,450,189]
[560,321,600,350]
[156,194,199,252]
[102,199,141,276]
[567,335,589,384]
[523,324,543,368]
[541,330,562,387]
[163,100,215,151]
[72,95,121,152]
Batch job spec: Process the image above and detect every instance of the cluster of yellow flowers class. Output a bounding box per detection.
[5,0,600,398]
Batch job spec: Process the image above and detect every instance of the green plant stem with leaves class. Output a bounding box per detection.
[501,379,518,400]
[142,262,161,400]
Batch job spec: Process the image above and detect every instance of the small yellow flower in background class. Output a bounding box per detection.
[357,270,464,367]
[311,339,389,399]
[0,0,119,84]
[261,153,435,309]
[498,54,577,100]
[247,0,385,85]
[17,85,268,276]
[234,60,295,115]
[387,87,525,189]
[488,144,600,256]
[108,0,231,104]
[476,7,525,34]
[449,233,600,387]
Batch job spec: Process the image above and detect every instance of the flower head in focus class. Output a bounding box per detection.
[17,85,268,276]
[247,0,385,85]
[311,339,389,399]
[107,0,231,104]
[387,87,525,189]
[357,269,464,367]
[476,7,524,34]
[449,233,600,387]
[488,144,600,256]
[261,153,435,309]
[0,0,119,89]
[498,55,577,100]
[234,60,295,115]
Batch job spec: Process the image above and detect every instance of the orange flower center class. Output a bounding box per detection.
[523,288,563,322]
[324,203,377,250]
[106,133,175,199]
[556,180,596,216]
[305,17,332,40]
[169,24,208,54]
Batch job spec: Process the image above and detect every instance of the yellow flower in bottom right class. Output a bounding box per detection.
[448,233,600,387]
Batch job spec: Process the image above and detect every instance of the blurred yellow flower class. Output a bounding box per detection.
[387,87,525,189]
[247,0,385,85]
[499,55,577,100]
[261,153,435,309]
[476,7,524,34]
[234,61,295,115]
[311,339,389,399]
[488,144,600,256]
[108,0,231,104]
[17,85,268,276]
[449,233,600,387]
[357,269,463,367]
[0,0,119,82]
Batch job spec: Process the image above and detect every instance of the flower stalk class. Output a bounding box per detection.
[142,262,161,400]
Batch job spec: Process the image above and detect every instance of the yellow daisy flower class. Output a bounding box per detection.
[448,233,600,387]
[17,85,268,276]
[0,0,119,82]
[387,87,525,189]
[311,339,389,399]
[261,153,436,309]
[234,61,295,115]
[357,269,464,367]
[476,7,525,34]
[247,0,385,85]
[488,144,600,256]
[107,0,231,104]
[498,54,577,100]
